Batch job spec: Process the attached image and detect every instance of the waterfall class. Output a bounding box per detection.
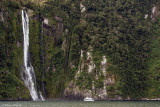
[21,10,44,101]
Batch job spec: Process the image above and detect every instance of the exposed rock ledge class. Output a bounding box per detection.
[64,81,123,101]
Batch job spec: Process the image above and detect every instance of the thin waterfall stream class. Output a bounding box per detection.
[21,10,44,101]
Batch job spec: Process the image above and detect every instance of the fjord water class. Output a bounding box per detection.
[0,101,160,107]
[21,10,44,101]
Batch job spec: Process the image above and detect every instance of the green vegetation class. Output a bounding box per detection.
[0,0,30,100]
[1,0,160,100]
[76,71,94,90]
[147,17,160,98]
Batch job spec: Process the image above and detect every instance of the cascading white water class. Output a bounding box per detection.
[21,10,44,101]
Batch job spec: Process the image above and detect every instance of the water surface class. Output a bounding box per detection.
[0,101,160,107]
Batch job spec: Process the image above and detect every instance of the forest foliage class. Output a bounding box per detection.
[0,0,160,100]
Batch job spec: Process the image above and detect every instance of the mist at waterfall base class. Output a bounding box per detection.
[21,10,44,101]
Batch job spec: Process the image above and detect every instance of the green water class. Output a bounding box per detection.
[0,101,160,107]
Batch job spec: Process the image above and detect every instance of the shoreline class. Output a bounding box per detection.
[1,99,160,101]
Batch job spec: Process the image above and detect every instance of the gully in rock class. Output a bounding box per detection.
[21,10,44,101]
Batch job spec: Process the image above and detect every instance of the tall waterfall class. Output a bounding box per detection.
[21,10,44,101]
